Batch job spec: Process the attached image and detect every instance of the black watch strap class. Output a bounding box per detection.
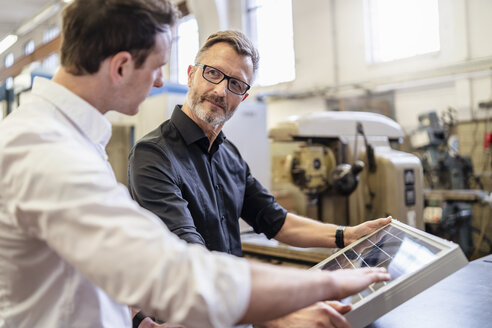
[335,226,346,248]
[132,311,147,328]
[133,311,162,327]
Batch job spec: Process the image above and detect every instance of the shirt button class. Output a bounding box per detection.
[221,215,225,221]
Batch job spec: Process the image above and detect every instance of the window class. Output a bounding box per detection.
[171,15,199,85]
[24,40,35,56]
[246,0,295,86]
[5,77,13,90]
[41,53,60,73]
[43,25,60,43]
[364,0,440,63]
[4,53,14,68]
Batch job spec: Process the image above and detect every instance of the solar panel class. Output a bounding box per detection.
[312,220,468,328]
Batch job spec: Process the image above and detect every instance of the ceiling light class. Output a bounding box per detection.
[0,35,18,55]
[16,3,61,36]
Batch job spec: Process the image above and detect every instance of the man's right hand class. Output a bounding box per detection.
[239,262,390,325]
[259,266,389,328]
[328,267,390,300]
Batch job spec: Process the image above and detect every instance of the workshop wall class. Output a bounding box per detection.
[239,0,492,134]
[5,0,492,135]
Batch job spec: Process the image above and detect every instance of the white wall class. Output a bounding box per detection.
[291,0,336,89]
[329,0,492,132]
[469,0,492,58]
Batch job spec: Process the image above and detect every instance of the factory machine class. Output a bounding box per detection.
[410,111,480,256]
[269,111,424,230]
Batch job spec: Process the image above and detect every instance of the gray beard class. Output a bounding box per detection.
[185,92,232,127]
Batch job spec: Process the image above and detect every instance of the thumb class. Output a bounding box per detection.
[324,301,352,314]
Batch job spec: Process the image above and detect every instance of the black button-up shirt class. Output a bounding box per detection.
[128,106,287,256]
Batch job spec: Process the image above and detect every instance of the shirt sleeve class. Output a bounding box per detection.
[231,146,287,239]
[128,141,206,245]
[2,132,251,328]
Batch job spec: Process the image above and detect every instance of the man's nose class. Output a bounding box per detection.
[213,78,228,96]
[153,68,164,88]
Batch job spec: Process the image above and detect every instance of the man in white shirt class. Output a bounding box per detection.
[0,1,390,327]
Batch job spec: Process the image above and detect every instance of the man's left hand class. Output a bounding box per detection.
[344,216,392,246]
[261,301,352,328]
[138,317,185,328]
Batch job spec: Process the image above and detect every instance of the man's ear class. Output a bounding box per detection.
[109,51,133,84]
[187,65,195,87]
[241,93,249,101]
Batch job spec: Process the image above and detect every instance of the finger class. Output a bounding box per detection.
[138,317,155,328]
[324,301,352,314]
[358,267,391,282]
[367,268,391,281]
[372,216,392,227]
[367,266,389,275]
[323,302,351,328]
[359,266,387,273]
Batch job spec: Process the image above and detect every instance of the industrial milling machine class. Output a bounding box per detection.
[269,111,424,230]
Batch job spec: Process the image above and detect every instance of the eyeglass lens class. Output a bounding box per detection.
[202,65,249,95]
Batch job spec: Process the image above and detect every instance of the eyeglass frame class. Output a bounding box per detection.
[195,63,251,95]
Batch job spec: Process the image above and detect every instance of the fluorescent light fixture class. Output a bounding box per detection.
[16,3,61,36]
[63,0,74,2]
[0,35,18,56]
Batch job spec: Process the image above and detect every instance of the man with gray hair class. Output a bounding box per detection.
[128,30,391,327]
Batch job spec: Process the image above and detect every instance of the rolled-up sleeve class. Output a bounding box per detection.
[240,164,287,239]
[128,141,206,245]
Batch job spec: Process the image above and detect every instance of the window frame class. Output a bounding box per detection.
[364,0,441,64]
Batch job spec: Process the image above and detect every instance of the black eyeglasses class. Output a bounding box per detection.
[195,64,250,95]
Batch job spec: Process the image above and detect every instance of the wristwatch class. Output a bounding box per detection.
[132,311,147,328]
[335,226,346,249]
[133,311,162,328]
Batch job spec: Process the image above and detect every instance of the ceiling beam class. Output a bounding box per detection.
[0,35,61,83]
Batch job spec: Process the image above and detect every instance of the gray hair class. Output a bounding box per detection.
[195,30,259,79]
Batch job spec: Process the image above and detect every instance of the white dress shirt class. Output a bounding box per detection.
[0,77,251,328]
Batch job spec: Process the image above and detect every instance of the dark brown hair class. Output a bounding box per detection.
[195,30,259,79]
[61,0,179,75]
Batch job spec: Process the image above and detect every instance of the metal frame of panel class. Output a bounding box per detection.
[312,220,468,328]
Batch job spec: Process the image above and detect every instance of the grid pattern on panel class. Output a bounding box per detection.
[321,225,441,305]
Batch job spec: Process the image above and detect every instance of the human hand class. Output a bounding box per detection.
[344,216,392,245]
[262,301,352,328]
[138,317,185,328]
[328,267,390,300]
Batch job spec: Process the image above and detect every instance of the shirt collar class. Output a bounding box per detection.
[171,105,226,148]
[31,77,112,148]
